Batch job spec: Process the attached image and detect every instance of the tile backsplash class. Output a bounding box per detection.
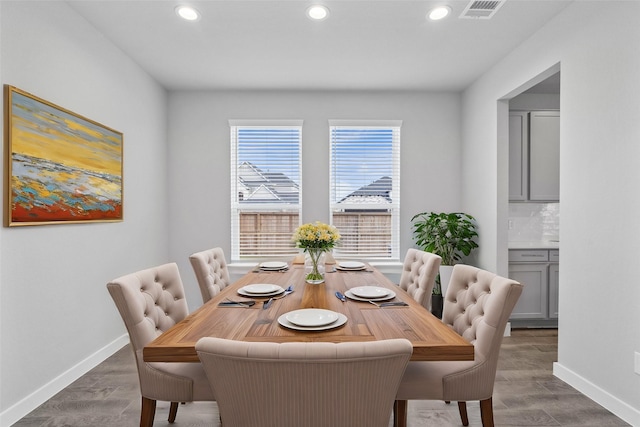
[509,203,559,242]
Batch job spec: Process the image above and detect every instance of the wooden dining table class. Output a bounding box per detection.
[143,262,474,364]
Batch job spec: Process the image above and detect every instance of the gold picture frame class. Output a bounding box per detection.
[4,85,123,226]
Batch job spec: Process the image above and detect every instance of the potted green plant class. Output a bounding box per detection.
[411,212,479,317]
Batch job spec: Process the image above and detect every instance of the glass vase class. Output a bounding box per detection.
[305,248,326,284]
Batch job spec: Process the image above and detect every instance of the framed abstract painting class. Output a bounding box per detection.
[4,85,123,226]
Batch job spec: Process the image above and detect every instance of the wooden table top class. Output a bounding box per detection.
[143,263,474,363]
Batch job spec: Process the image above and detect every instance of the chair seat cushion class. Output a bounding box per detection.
[396,360,476,400]
[148,361,214,400]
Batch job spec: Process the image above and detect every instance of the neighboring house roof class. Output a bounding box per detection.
[339,176,392,204]
[238,161,391,206]
[246,184,280,201]
[238,161,299,204]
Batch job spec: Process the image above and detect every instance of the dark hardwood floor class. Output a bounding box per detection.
[13,329,629,426]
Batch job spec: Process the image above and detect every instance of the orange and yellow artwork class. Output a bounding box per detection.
[5,86,123,226]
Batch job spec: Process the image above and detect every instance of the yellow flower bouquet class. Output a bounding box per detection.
[292,222,340,283]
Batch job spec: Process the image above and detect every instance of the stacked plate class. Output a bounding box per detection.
[259,261,289,272]
[278,308,347,331]
[237,283,285,297]
[345,285,396,302]
[335,261,366,271]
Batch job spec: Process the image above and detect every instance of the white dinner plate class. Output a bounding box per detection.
[335,266,367,271]
[338,261,366,269]
[344,289,396,302]
[350,286,390,299]
[278,312,348,331]
[243,284,283,294]
[260,261,288,270]
[237,285,284,297]
[285,309,339,327]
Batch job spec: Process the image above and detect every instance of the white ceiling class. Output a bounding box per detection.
[67,0,572,92]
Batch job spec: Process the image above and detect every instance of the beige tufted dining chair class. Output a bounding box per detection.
[189,247,230,303]
[196,337,413,427]
[398,248,442,310]
[394,264,523,427]
[106,263,214,427]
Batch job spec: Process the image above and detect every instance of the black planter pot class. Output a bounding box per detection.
[431,294,443,319]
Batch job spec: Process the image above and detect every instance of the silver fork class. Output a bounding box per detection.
[368,300,409,308]
[223,298,252,308]
[272,285,294,300]
[263,285,294,309]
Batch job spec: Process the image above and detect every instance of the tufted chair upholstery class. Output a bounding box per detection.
[398,249,442,310]
[106,263,214,427]
[196,337,413,427]
[395,264,523,427]
[189,247,230,303]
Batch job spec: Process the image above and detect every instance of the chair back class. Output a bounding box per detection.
[196,338,413,427]
[189,247,230,303]
[398,249,441,309]
[441,264,523,398]
[107,263,212,406]
[107,262,189,352]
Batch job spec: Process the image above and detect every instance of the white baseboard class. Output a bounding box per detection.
[0,334,129,427]
[553,361,640,426]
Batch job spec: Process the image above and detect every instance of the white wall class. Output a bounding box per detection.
[0,2,169,424]
[167,90,463,309]
[461,1,640,424]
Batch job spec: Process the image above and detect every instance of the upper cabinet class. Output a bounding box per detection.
[529,111,560,201]
[509,112,528,201]
[509,110,560,202]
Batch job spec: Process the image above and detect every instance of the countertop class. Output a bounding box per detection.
[509,241,559,250]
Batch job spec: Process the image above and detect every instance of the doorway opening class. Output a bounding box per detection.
[500,63,560,331]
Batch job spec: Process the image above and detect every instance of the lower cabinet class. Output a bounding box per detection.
[509,249,559,327]
[548,263,559,319]
[509,263,548,319]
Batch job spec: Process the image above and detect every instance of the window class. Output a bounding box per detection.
[230,120,302,261]
[329,120,401,260]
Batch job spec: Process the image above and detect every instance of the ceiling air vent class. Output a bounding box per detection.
[460,0,506,19]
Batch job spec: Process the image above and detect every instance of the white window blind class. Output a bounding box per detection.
[230,121,302,261]
[329,121,401,260]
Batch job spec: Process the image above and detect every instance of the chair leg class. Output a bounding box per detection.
[393,400,408,427]
[457,401,469,426]
[140,397,156,427]
[480,397,495,427]
[168,402,179,423]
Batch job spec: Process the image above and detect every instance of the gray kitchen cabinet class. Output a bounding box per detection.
[549,261,559,319]
[529,111,560,201]
[509,263,548,319]
[509,110,559,202]
[509,249,559,327]
[509,112,528,201]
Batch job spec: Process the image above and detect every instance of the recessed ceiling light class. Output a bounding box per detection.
[428,6,451,21]
[307,5,330,21]
[175,5,200,21]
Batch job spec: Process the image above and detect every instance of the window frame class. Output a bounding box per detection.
[229,120,303,262]
[328,120,402,261]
